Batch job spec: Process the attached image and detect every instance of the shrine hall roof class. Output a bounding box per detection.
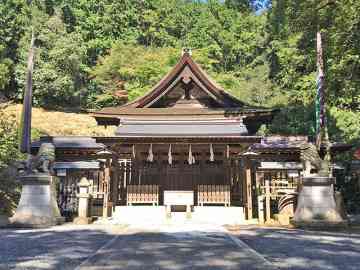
[31,136,105,150]
[93,107,276,125]
[251,136,353,154]
[115,119,249,138]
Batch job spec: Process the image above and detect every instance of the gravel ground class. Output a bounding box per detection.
[233,226,360,270]
[0,224,125,270]
[76,224,276,270]
[3,222,359,270]
[0,223,276,270]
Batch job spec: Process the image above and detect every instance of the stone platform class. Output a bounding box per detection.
[106,205,246,226]
[10,173,64,228]
[293,176,347,228]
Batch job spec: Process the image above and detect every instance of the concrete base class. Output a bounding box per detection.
[293,176,347,227]
[74,217,92,225]
[10,173,65,228]
[112,206,167,225]
[192,206,245,225]
[0,215,10,227]
[274,214,290,226]
[110,205,246,226]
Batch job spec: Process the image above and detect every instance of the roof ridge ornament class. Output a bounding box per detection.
[182,48,192,56]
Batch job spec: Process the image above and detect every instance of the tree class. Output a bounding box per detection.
[16,11,87,108]
[0,107,21,168]
[0,0,30,98]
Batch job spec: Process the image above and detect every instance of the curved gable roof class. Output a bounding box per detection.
[121,52,245,108]
[92,51,278,128]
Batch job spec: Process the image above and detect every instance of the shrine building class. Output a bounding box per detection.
[31,51,350,225]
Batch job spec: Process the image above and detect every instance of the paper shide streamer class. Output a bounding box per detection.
[147,144,154,162]
[188,144,195,165]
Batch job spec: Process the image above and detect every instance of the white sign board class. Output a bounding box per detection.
[56,169,67,177]
[163,190,194,206]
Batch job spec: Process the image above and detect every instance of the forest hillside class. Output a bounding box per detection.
[0,1,359,174]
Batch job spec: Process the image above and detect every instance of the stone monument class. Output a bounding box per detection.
[10,143,65,227]
[293,143,347,227]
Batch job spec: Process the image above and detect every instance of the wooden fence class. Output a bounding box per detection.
[198,185,230,206]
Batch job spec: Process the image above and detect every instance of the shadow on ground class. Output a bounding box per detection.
[0,226,118,270]
[234,226,360,270]
[75,229,273,270]
[0,225,274,270]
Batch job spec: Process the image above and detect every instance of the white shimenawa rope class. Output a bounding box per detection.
[147,143,154,162]
[168,144,172,165]
[188,144,195,165]
[210,143,214,162]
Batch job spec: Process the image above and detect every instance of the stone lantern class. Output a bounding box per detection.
[74,177,92,225]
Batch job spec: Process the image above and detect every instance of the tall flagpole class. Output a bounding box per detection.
[316,30,331,175]
[19,30,35,155]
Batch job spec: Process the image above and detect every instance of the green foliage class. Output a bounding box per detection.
[267,0,360,142]
[0,0,30,96]
[92,44,178,106]
[329,108,360,142]
[0,0,358,146]
[0,108,21,168]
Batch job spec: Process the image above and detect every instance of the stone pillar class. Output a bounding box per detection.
[293,176,347,227]
[74,177,92,225]
[257,195,265,224]
[10,173,64,228]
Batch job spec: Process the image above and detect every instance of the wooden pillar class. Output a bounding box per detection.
[256,171,264,223]
[111,155,119,210]
[245,162,253,220]
[102,158,111,218]
[265,177,271,222]
[242,158,253,220]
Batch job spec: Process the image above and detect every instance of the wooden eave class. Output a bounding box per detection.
[94,136,262,145]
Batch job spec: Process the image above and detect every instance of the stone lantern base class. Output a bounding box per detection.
[10,173,65,228]
[73,177,92,225]
[293,176,348,228]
